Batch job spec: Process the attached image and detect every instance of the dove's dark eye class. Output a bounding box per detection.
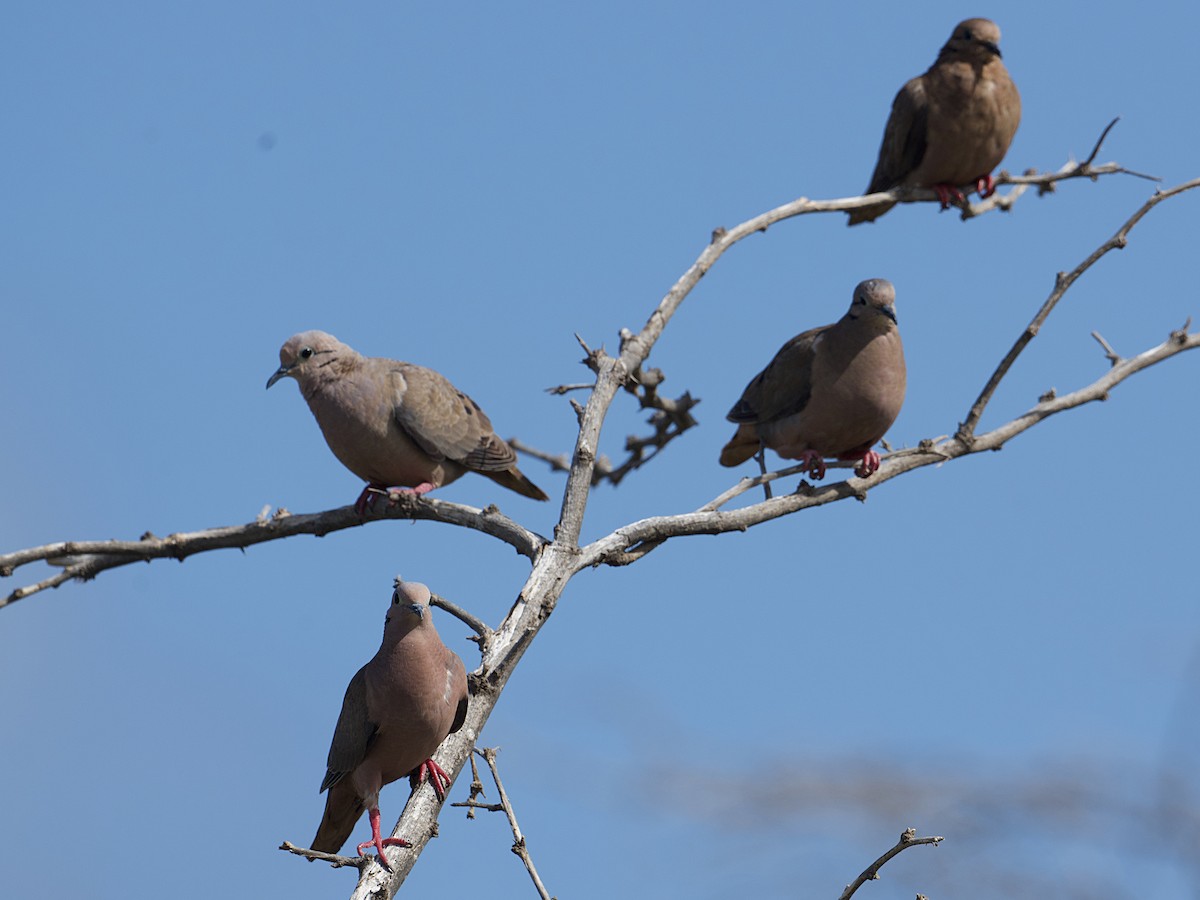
[962,29,973,40]
[300,346,314,360]
[392,592,400,605]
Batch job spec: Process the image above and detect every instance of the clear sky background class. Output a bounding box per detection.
[3,3,1198,898]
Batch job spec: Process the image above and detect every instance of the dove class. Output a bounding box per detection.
[719,279,906,479]
[848,18,1021,225]
[310,579,470,869]
[267,330,549,511]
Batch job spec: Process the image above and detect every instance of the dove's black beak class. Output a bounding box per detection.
[882,306,897,324]
[266,365,292,390]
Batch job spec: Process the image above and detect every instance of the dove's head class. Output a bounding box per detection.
[942,18,1003,60]
[384,578,433,636]
[266,330,356,391]
[846,278,898,327]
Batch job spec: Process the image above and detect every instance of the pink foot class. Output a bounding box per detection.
[854,450,882,478]
[356,807,410,870]
[354,483,436,517]
[932,183,966,210]
[975,173,997,199]
[385,483,435,504]
[410,757,453,800]
[797,449,826,481]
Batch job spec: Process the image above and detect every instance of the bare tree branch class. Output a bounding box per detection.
[838,828,944,900]
[2,144,1147,613]
[958,177,1200,441]
[3,147,1196,900]
[0,493,547,609]
[516,371,700,489]
[576,324,1200,568]
[333,170,1199,900]
[473,747,555,900]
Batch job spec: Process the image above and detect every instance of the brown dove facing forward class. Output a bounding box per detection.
[848,18,1020,225]
[720,279,905,479]
[310,579,469,869]
[267,331,549,511]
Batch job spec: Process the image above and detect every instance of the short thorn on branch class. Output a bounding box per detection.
[1091,331,1123,367]
[1172,316,1193,344]
[575,332,610,375]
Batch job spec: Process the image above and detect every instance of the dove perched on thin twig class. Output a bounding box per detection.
[848,18,1020,225]
[720,279,906,480]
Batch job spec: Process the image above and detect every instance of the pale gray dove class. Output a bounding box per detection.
[848,18,1020,225]
[720,279,906,479]
[310,578,469,868]
[267,330,549,511]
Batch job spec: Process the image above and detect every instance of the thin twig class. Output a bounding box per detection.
[430,592,493,647]
[957,177,1200,442]
[509,438,573,474]
[545,383,594,395]
[464,751,487,819]
[1091,331,1123,367]
[1084,118,1121,166]
[451,798,505,813]
[476,747,554,900]
[838,828,944,900]
[961,119,1154,219]
[527,361,701,488]
[278,841,364,870]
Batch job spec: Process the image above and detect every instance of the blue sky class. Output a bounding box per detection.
[3,3,1198,898]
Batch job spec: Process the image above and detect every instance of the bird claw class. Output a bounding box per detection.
[354,484,387,518]
[798,450,826,481]
[932,183,967,210]
[854,451,882,478]
[975,173,997,199]
[412,758,453,800]
[357,807,410,870]
[354,483,437,517]
[356,837,410,870]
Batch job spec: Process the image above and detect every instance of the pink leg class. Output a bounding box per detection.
[975,174,997,199]
[932,183,966,210]
[356,807,410,870]
[410,758,453,800]
[354,483,386,517]
[854,450,882,478]
[797,449,826,481]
